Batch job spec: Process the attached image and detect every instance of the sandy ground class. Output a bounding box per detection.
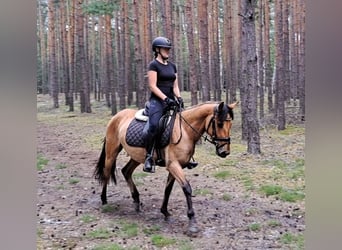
[37,96,305,250]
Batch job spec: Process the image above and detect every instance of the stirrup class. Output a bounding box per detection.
[155,158,166,167]
[186,161,198,169]
[143,156,155,173]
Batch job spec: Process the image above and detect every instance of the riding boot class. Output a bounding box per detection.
[185,157,198,169]
[143,136,156,173]
[186,161,198,169]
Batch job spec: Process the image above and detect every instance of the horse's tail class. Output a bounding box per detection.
[94,138,117,185]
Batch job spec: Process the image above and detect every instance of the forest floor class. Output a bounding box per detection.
[36,94,305,250]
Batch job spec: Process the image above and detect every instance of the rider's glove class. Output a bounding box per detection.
[163,97,176,108]
[176,96,184,110]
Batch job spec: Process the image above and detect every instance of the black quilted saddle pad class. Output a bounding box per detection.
[125,119,172,148]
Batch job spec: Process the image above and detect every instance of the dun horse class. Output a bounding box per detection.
[94,101,237,235]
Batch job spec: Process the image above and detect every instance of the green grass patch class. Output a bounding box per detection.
[242,176,255,191]
[222,193,232,201]
[266,159,288,169]
[281,232,304,249]
[259,185,283,197]
[80,214,96,223]
[249,223,262,232]
[279,189,305,202]
[68,178,79,184]
[231,143,247,153]
[260,185,305,202]
[55,163,67,169]
[151,234,176,248]
[278,125,304,136]
[177,239,194,250]
[84,134,105,150]
[101,204,119,213]
[119,221,138,238]
[87,228,112,239]
[132,172,148,186]
[213,170,231,180]
[143,224,161,234]
[37,154,49,171]
[217,158,240,167]
[267,220,282,228]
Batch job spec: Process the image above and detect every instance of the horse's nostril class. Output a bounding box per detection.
[218,151,229,158]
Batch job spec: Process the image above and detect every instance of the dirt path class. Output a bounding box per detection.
[37,102,305,250]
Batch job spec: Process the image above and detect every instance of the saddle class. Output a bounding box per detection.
[125,103,177,149]
[126,102,198,169]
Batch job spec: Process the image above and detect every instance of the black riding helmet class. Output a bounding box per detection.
[152,36,172,52]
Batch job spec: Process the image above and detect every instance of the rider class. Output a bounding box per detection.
[143,36,197,173]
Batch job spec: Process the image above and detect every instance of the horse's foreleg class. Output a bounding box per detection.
[121,159,140,212]
[160,173,176,219]
[167,164,200,235]
[182,180,200,235]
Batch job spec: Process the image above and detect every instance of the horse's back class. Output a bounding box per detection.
[106,109,137,139]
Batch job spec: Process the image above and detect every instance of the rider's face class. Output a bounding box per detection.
[159,47,170,56]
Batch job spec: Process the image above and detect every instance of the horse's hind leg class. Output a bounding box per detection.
[160,173,176,220]
[101,156,117,205]
[121,159,141,212]
[101,142,122,205]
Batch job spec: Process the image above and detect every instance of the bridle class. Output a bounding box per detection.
[175,105,232,151]
[204,107,232,150]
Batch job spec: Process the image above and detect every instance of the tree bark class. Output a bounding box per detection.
[240,0,261,154]
[47,0,59,108]
[198,1,210,101]
[274,0,286,130]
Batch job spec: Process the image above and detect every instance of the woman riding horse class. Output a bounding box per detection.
[143,36,197,173]
[94,100,238,236]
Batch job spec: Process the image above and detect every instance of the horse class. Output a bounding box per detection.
[94,101,238,236]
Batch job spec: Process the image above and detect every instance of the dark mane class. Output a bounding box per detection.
[185,101,222,110]
[185,101,234,120]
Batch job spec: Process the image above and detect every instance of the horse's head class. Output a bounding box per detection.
[206,101,238,157]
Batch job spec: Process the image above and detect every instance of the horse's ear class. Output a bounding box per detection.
[218,101,225,111]
[228,101,239,109]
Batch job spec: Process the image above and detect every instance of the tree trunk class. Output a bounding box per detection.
[47,0,59,108]
[240,0,261,154]
[198,1,210,101]
[257,0,265,119]
[274,0,286,130]
[38,0,48,94]
[210,1,221,101]
[185,0,198,105]
[298,0,305,121]
[133,0,146,108]
[76,0,91,113]
[263,0,273,114]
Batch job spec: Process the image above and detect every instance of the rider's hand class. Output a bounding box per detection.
[163,97,176,108]
[177,96,184,110]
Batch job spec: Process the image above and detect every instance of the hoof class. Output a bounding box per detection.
[134,201,141,213]
[186,224,200,237]
[164,216,175,223]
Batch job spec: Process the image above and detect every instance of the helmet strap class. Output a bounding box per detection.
[156,48,168,62]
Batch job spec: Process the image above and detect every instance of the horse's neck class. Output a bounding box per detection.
[181,104,214,140]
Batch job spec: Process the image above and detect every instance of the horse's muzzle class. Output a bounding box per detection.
[216,144,230,157]
[217,150,230,158]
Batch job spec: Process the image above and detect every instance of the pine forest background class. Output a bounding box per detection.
[36,0,305,154]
